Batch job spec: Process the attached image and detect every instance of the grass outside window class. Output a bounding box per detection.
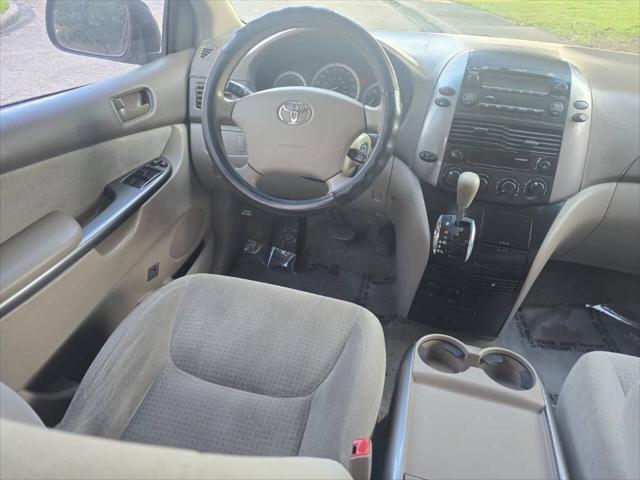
[457,0,640,53]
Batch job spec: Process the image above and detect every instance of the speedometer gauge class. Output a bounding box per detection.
[273,71,306,88]
[311,63,360,99]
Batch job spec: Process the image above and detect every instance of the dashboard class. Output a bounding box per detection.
[188,27,639,335]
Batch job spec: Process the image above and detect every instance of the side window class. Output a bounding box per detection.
[0,0,164,107]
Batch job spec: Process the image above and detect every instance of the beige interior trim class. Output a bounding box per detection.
[555,182,640,275]
[401,335,559,480]
[0,419,352,480]
[0,127,172,244]
[385,159,430,318]
[508,183,616,322]
[0,212,81,303]
[194,0,243,42]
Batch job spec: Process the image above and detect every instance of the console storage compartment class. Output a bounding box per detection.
[385,334,566,479]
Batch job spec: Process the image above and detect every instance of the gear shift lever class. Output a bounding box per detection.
[433,171,480,262]
[455,172,480,226]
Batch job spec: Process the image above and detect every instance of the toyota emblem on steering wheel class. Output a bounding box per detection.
[278,101,312,125]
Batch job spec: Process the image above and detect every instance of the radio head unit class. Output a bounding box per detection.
[458,52,572,124]
[437,52,572,206]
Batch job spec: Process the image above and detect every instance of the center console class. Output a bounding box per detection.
[384,335,567,480]
[409,50,592,336]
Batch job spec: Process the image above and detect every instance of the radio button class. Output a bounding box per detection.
[573,100,589,110]
[435,97,451,107]
[439,86,456,96]
[462,92,477,106]
[572,113,588,122]
[466,72,481,86]
[552,81,569,94]
[449,149,464,161]
[497,178,520,197]
[419,151,438,163]
[548,102,565,116]
[442,167,463,187]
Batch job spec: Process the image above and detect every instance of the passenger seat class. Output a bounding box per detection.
[555,351,640,480]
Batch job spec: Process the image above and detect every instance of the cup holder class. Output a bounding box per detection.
[479,352,535,391]
[417,339,467,374]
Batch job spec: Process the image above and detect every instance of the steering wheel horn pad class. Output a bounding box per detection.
[232,87,365,181]
[202,6,400,214]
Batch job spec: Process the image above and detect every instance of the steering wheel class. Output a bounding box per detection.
[202,6,400,214]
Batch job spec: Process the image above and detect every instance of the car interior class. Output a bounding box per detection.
[0,1,639,479]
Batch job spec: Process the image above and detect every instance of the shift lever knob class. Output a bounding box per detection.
[456,171,480,226]
[457,171,480,209]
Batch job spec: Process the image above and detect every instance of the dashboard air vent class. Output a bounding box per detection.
[195,83,204,109]
[449,118,563,159]
[199,46,214,59]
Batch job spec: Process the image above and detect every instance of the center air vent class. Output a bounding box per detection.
[449,118,563,159]
[195,83,204,109]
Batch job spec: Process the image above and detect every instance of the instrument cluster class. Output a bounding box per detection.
[271,62,382,107]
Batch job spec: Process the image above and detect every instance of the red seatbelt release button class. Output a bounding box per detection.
[352,437,371,457]
[350,438,372,479]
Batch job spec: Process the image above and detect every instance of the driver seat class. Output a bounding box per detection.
[55,274,385,466]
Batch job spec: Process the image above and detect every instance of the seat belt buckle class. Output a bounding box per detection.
[349,437,372,480]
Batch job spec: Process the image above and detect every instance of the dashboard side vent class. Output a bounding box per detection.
[199,46,214,59]
[195,83,204,109]
[449,118,563,159]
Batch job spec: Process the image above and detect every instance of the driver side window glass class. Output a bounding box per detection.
[0,0,164,107]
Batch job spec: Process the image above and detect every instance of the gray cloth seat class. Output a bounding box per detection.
[555,351,640,480]
[57,274,385,467]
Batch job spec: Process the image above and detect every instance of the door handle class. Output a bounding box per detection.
[112,88,152,122]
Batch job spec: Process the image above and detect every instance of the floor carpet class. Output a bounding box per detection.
[498,304,640,403]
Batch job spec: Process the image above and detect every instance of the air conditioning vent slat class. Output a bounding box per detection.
[195,83,204,109]
[199,46,214,59]
[449,118,563,159]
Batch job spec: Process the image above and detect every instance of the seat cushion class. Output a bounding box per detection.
[555,351,640,480]
[58,274,385,466]
[0,383,44,427]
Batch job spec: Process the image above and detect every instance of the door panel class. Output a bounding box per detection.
[0,50,212,390]
[0,127,172,244]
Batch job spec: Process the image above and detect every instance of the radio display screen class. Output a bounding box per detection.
[467,149,534,170]
[483,72,550,93]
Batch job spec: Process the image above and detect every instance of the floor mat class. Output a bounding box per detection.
[497,305,640,403]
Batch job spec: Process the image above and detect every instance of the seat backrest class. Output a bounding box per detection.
[622,383,640,480]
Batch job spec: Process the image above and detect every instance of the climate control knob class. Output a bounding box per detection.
[442,167,463,187]
[525,179,548,198]
[497,178,520,197]
[478,174,490,193]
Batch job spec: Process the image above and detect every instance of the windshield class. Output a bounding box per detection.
[231,0,639,54]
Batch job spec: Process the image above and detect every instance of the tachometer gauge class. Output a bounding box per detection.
[311,63,360,99]
[273,71,306,88]
[362,83,381,107]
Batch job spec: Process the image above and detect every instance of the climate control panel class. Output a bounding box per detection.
[439,166,552,205]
